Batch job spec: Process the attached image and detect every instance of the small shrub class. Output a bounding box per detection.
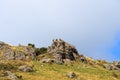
[28,43,35,48]
[35,47,47,56]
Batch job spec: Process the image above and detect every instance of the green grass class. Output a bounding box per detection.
[0,60,120,80]
[11,61,120,80]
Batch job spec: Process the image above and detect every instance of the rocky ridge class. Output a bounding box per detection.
[0,39,120,80]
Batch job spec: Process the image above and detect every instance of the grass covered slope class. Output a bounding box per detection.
[0,40,120,80]
[0,60,119,80]
[22,61,120,80]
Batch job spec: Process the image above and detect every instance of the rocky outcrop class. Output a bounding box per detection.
[0,42,36,60]
[47,39,79,62]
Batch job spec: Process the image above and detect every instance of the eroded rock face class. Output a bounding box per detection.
[47,39,79,61]
[0,42,36,60]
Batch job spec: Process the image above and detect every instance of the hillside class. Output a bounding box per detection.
[0,39,120,80]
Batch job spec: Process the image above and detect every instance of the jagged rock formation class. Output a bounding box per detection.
[47,39,79,62]
[0,42,36,60]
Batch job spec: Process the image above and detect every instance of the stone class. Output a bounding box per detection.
[54,59,63,64]
[63,59,71,64]
[40,58,55,63]
[79,55,87,64]
[18,65,33,72]
[47,39,79,62]
[66,72,76,78]
[103,64,113,70]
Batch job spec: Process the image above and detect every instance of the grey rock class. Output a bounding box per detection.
[54,59,63,64]
[40,58,63,64]
[40,58,55,63]
[47,39,79,61]
[79,55,87,64]
[103,64,113,70]
[14,51,26,60]
[2,47,15,60]
[18,65,33,72]
[103,63,120,70]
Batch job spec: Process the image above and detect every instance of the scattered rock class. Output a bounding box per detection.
[18,65,33,72]
[66,72,76,78]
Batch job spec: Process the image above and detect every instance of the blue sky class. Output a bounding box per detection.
[0,0,120,61]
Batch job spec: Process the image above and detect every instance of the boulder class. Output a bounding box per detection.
[66,72,76,78]
[103,64,113,70]
[79,55,87,64]
[47,39,79,62]
[40,58,54,63]
[18,65,33,72]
